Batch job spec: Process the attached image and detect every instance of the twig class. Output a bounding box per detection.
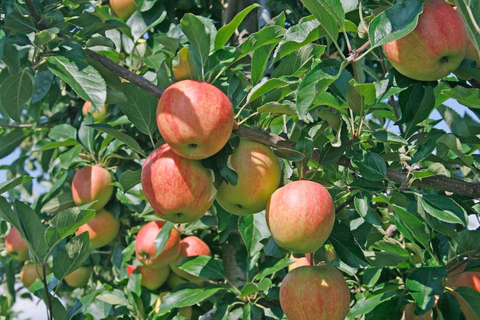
[335,194,357,214]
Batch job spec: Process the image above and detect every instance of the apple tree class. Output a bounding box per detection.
[0,0,480,319]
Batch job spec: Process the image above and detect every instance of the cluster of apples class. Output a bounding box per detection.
[383,0,479,81]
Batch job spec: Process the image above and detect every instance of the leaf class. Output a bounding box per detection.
[44,208,95,248]
[273,148,306,161]
[48,124,77,141]
[454,286,480,318]
[4,11,36,33]
[46,55,106,111]
[397,84,435,136]
[181,14,216,65]
[254,257,293,280]
[368,0,424,48]
[158,286,224,314]
[441,87,480,109]
[0,69,34,121]
[243,303,263,320]
[118,83,157,138]
[119,170,141,192]
[437,134,472,165]
[454,0,480,57]
[354,194,383,226]
[351,151,387,181]
[52,232,90,280]
[348,285,400,317]
[154,221,174,258]
[330,222,369,269]
[127,2,167,42]
[238,212,271,257]
[346,79,376,116]
[0,176,34,194]
[59,145,83,169]
[391,205,431,250]
[257,101,298,116]
[246,77,298,105]
[406,267,447,316]
[78,114,95,155]
[177,256,225,280]
[271,44,325,78]
[301,0,339,42]
[437,292,463,320]
[172,47,200,81]
[14,201,49,259]
[418,195,467,226]
[239,25,286,59]
[215,4,261,51]
[89,124,146,157]
[0,129,29,159]
[31,70,54,104]
[372,131,407,145]
[251,45,275,86]
[52,297,68,320]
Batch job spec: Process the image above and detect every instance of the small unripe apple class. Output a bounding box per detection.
[170,236,211,284]
[109,0,137,21]
[166,272,190,289]
[157,80,234,160]
[5,227,29,261]
[127,265,170,291]
[72,165,114,211]
[76,209,120,248]
[154,292,192,318]
[142,144,215,223]
[135,221,181,268]
[216,138,282,215]
[20,263,52,288]
[82,101,108,122]
[266,180,335,253]
[64,265,93,288]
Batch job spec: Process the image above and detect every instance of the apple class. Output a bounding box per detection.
[156,80,234,160]
[76,209,120,248]
[383,0,467,81]
[266,180,335,253]
[454,32,480,79]
[141,144,215,223]
[280,265,350,320]
[170,236,211,284]
[20,263,52,288]
[215,138,282,215]
[127,265,170,291]
[5,227,29,261]
[288,253,312,272]
[72,165,114,211]
[135,221,181,268]
[82,101,108,122]
[166,272,190,289]
[154,292,192,318]
[447,264,480,320]
[64,265,93,288]
[403,303,433,320]
[109,0,137,21]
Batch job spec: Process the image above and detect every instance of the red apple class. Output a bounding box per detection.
[216,138,282,215]
[156,80,234,160]
[127,265,170,291]
[5,227,29,261]
[72,165,114,211]
[170,236,211,283]
[135,221,181,268]
[447,264,480,320]
[82,101,108,122]
[383,0,467,81]
[76,209,120,248]
[64,265,93,288]
[20,263,52,288]
[109,0,137,21]
[266,180,335,253]
[141,144,215,223]
[280,265,350,320]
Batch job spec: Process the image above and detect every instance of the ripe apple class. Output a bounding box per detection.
[288,254,312,272]
[20,263,52,288]
[383,0,467,81]
[266,180,335,253]
[170,236,211,284]
[447,264,480,320]
[154,292,192,318]
[156,80,234,160]
[76,209,120,248]
[141,144,215,223]
[215,138,281,215]
[280,265,350,320]
[135,221,181,268]
[72,165,114,211]
[5,227,29,261]
[109,0,137,21]
[64,265,93,288]
[127,265,170,291]
[82,101,108,122]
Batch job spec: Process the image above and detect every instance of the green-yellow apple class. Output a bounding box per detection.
[5,227,29,261]
[170,236,211,284]
[280,265,350,320]
[447,264,480,320]
[20,263,52,288]
[127,264,170,291]
[166,272,190,289]
[72,165,114,211]
[64,265,93,288]
[266,180,335,253]
[76,209,120,248]
[82,101,108,123]
[109,0,137,21]
[154,292,192,318]
[383,0,467,81]
[141,144,215,223]
[156,80,234,160]
[135,221,181,268]
[216,138,281,215]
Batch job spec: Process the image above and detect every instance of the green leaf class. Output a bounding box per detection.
[454,0,480,56]
[14,201,49,259]
[412,139,436,164]
[59,145,83,169]
[440,87,480,109]
[52,232,90,280]
[181,14,216,66]
[46,56,106,111]
[351,151,387,181]
[398,84,435,135]
[4,11,36,33]
[48,124,77,141]
[271,44,325,78]
[89,124,146,157]
[0,176,34,194]
[368,0,424,48]
[177,256,225,281]
[246,77,298,105]
[44,208,95,248]
[406,267,446,316]
[330,222,369,269]
[346,79,376,116]
[158,286,224,314]
[254,257,293,280]
[372,131,407,145]
[238,212,271,257]
[31,71,54,104]
[154,221,174,258]
[348,285,400,317]
[127,2,167,42]
[119,83,157,138]
[455,286,480,318]
[0,69,34,121]
[437,134,472,165]
[78,114,95,155]
[243,303,263,320]
[214,4,261,51]
[354,194,382,226]
[119,170,141,192]
[273,147,306,161]
[251,45,275,86]
[239,26,286,59]
[418,195,467,226]
[391,205,431,250]
[370,241,409,257]
[52,297,68,320]
[172,46,200,81]
[0,129,29,159]
[257,101,298,116]
[301,0,339,42]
